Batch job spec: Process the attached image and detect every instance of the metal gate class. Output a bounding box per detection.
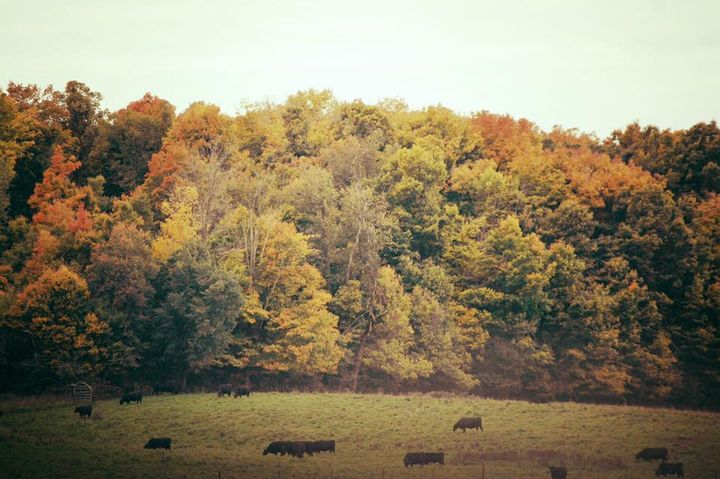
[70,382,93,405]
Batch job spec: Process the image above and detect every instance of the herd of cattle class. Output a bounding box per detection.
[263,440,336,457]
[635,448,685,477]
[68,385,689,477]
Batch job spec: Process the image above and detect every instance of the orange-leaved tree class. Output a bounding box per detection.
[10,265,109,380]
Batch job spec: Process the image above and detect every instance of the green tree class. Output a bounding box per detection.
[151,248,244,386]
[410,286,476,390]
[350,266,432,390]
[380,145,447,257]
[283,90,334,158]
[446,215,549,339]
[446,159,526,226]
[333,99,394,150]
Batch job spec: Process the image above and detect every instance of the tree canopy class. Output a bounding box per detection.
[0,81,718,408]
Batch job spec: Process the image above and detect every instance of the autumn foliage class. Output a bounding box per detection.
[0,82,718,408]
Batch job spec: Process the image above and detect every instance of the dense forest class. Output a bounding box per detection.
[0,81,718,408]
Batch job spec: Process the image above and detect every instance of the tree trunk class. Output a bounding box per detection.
[351,320,372,392]
[345,221,363,282]
[180,369,188,391]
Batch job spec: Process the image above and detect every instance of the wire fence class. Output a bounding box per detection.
[73,462,720,479]
[221,465,714,479]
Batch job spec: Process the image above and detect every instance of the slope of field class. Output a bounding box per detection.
[0,392,718,478]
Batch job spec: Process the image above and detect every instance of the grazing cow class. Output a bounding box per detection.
[548,465,568,479]
[304,441,318,456]
[144,437,172,450]
[263,441,291,456]
[656,463,684,477]
[217,383,233,397]
[636,447,668,462]
[404,452,426,467]
[453,417,483,432]
[74,405,92,419]
[404,452,444,467]
[289,442,306,458]
[153,383,179,395]
[312,440,335,453]
[233,386,251,398]
[303,440,335,456]
[119,391,142,405]
[424,452,444,465]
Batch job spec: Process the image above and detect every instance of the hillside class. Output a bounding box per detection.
[1,83,719,408]
[1,393,718,478]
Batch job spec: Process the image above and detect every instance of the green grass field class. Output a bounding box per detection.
[1,392,718,479]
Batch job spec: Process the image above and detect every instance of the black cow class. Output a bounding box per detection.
[636,447,668,462]
[453,417,483,432]
[263,441,291,456]
[234,387,251,398]
[303,440,335,456]
[548,465,567,479]
[404,452,426,467]
[153,383,179,395]
[120,391,142,405]
[404,452,444,467]
[312,440,335,453]
[289,442,306,458]
[424,452,444,465]
[217,383,233,397]
[656,463,684,477]
[74,405,92,419]
[304,441,317,456]
[144,437,172,450]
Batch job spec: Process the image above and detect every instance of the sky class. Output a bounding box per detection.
[1,0,719,137]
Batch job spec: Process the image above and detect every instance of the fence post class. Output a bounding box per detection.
[482,463,485,479]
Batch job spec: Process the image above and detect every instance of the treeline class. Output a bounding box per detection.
[0,82,718,407]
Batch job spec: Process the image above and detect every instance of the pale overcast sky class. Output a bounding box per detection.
[1,0,718,136]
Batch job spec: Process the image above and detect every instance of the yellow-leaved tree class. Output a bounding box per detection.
[152,186,199,261]
[213,205,344,376]
[10,265,109,380]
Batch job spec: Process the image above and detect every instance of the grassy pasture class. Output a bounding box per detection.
[0,392,718,478]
